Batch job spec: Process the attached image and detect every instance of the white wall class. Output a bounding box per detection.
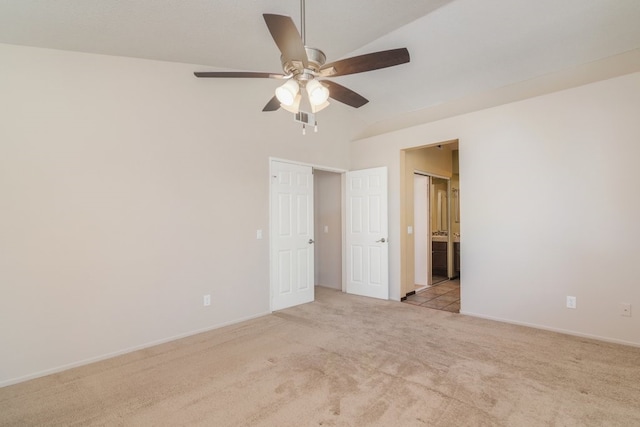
[351,72,640,346]
[0,43,356,386]
[2,43,638,387]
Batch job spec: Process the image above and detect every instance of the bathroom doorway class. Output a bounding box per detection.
[401,140,460,313]
[414,173,450,292]
[430,176,450,285]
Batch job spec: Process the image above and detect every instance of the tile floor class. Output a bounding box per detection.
[403,279,460,313]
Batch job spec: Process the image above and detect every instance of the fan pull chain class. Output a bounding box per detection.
[301,122,318,135]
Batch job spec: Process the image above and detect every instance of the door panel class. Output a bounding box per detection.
[271,161,314,310]
[414,174,429,286]
[346,167,389,299]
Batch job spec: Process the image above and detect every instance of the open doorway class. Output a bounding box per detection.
[269,160,345,311]
[400,141,460,313]
[314,167,390,299]
[313,169,342,291]
[270,159,391,311]
[414,173,450,293]
[430,176,450,285]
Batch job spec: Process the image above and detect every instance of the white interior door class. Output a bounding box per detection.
[346,167,389,299]
[270,161,314,311]
[414,174,429,286]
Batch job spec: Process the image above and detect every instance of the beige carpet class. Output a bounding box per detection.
[1,287,639,426]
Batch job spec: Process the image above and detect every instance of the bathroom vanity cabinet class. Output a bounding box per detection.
[432,241,448,277]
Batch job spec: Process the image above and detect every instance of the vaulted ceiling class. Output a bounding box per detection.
[2,0,640,138]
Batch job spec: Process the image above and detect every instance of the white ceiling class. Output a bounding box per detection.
[2,0,640,138]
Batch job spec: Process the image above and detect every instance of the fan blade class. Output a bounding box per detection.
[263,14,308,68]
[194,71,286,79]
[322,80,368,108]
[262,96,281,112]
[320,48,410,77]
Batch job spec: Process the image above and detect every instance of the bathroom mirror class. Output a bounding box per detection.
[437,190,447,231]
[431,177,449,232]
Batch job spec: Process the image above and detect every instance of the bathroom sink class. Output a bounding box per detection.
[431,235,460,242]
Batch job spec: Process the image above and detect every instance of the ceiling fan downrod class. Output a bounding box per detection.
[300,0,306,46]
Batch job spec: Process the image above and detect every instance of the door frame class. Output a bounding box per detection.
[268,158,347,312]
[414,170,451,287]
[400,139,459,299]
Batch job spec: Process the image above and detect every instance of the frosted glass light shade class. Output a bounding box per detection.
[306,79,329,106]
[275,79,299,106]
[280,94,301,114]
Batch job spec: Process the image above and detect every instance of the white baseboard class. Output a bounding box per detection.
[0,311,271,388]
[460,310,640,348]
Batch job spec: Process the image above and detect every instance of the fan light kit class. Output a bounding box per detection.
[194,0,410,133]
[275,79,299,106]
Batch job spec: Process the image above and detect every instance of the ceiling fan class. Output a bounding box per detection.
[194,0,410,121]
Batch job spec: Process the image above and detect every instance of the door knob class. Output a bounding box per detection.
[308,239,314,244]
[376,238,386,243]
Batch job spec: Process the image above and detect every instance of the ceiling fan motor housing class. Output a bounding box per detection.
[282,47,326,83]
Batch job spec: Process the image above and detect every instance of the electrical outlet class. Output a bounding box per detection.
[620,303,631,317]
[566,296,576,309]
[256,229,263,240]
[203,294,211,306]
